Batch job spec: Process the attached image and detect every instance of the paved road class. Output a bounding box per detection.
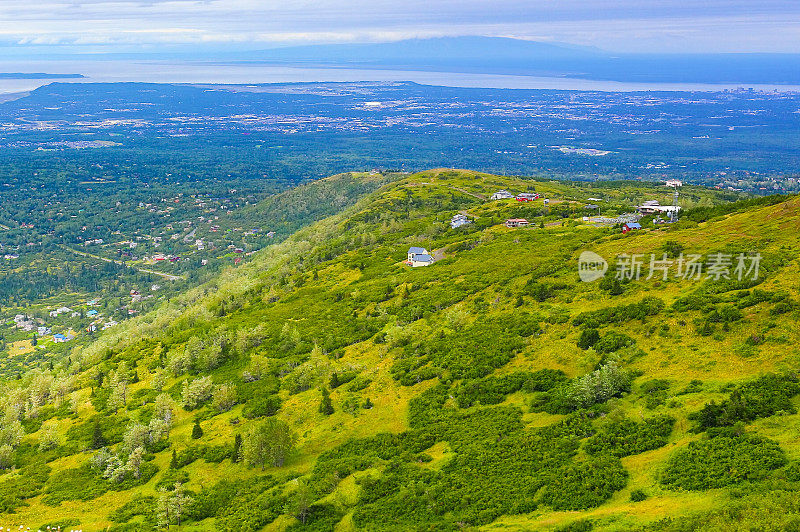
[59,244,185,281]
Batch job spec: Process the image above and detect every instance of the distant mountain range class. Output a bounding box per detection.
[219,37,800,85]
[0,72,84,79]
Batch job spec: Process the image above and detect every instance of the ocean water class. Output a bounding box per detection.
[1,59,800,95]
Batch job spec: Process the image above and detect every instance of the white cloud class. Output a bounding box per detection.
[0,0,797,53]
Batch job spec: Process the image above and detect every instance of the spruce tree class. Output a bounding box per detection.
[232,433,242,462]
[90,422,107,449]
[192,420,204,439]
[170,449,179,469]
[319,388,334,415]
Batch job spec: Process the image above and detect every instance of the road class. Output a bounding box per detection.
[59,244,185,281]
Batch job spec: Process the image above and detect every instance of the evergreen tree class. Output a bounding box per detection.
[577,328,600,350]
[609,279,624,296]
[319,387,334,415]
[170,449,179,469]
[329,372,340,389]
[91,422,107,449]
[363,397,374,409]
[232,433,243,463]
[191,420,204,439]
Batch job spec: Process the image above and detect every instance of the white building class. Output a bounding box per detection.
[490,189,515,200]
[637,200,681,216]
[450,214,471,229]
[406,246,434,267]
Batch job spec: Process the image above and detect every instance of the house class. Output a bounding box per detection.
[491,189,515,200]
[450,214,471,229]
[87,310,99,317]
[622,222,642,233]
[406,246,434,267]
[53,333,74,343]
[636,200,681,216]
[515,192,540,202]
[505,218,530,228]
[666,179,683,188]
[55,306,72,315]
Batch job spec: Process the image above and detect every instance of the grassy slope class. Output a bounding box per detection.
[1,169,798,531]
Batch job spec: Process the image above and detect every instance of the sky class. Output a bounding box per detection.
[0,0,799,56]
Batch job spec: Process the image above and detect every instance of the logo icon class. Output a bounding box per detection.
[578,251,608,282]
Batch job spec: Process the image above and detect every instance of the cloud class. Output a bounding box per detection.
[0,0,798,53]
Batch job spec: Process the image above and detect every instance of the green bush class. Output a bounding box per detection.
[347,376,372,392]
[662,434,786,490]
[539,455,628,511]
[243,395,282,419]
[593,331,635,354]
[640,379,671,409]
[42,465,108,506]
[532,361,633,414]
[691,374,800,431]
[585,416,674,457]
[0,462,50,513]
[454,370,567,408]
[109,495,155,523]
[572,297,664,328]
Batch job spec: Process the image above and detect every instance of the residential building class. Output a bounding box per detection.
[491,189,515,200]
[622,222,642,233]
[515,192,540,201]
[637,200,681,216]
[406,246,434,267]
[450,214,471,229]
[505,218,530,228]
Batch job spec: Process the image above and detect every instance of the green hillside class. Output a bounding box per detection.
[2,169,800,531]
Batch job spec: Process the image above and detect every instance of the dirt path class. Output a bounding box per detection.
[59,244,185,281]
[447,186,487,201]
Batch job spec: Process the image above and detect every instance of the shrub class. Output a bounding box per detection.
[662,434,786,490]
[572,297,664,328]
[42,465,108,506]
[539,455,628,510]
[585,416,675,457]
[640,379,671,409]
[243,396,282,419]
[593,331,635,354]
[347,376,372,392]
[630,489,648,502]
[577,328,600,350]
[534,361,633,413]
[454,370,567,408]
[691,374,800,431]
